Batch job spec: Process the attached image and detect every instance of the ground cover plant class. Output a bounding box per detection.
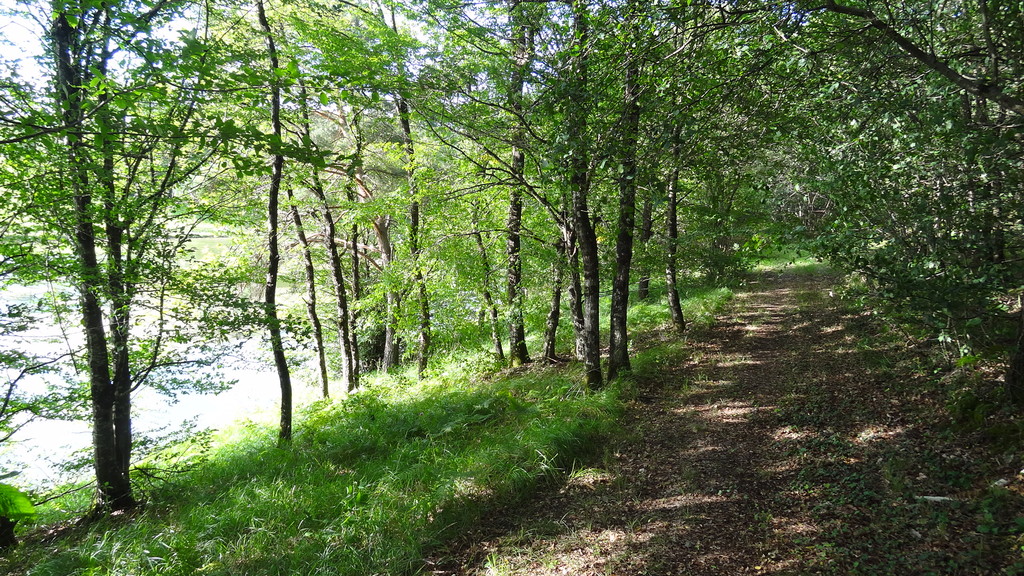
[1,365,620,576]
[0,279,736,576]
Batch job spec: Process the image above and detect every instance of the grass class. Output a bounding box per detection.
[4,364,621,576]
[1,278,738,576]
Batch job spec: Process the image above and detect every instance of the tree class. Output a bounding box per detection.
[43,0,227,510]
[565,0,602,388]
[607,0,645,381]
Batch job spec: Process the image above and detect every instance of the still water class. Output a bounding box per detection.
[0,286,312,490]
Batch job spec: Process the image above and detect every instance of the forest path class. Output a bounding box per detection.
[425,269,1006,575]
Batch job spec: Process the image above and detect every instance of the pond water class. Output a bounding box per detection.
[0,286,315,490]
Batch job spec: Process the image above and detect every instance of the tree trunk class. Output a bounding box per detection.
[473,228,505,360]
[665,137,687,334]
[297,78,356,393]
[256,0,293,442]
[542,239,565,362]
[1006,307,1024,404]
[373,215,401,370]
[636,195,653,300]
[397,96,431,378]
[608,13,642,382]
[567,0,601,388]
[287,189,329,398]
[346,123,365,379]
[309,182,355,393]
[349,221,362,378]
[565,226,586,362]
[53,9,135,511]
[506,0,533,367]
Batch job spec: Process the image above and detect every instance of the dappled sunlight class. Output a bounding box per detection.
[439,272,1021,576]
[690,402,766,423]
[772,426,812,441]
[771,518,819,536]
[648,492,735,509]
[713,357,762,368]
[854,425,906,444]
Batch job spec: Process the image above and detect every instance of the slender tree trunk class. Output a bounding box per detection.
[296,78,356,393]
[608,14,642,382]
[97,58,135,491]
[1006,306,1024,404]
[665,137,686,334]
[567,0,601,388]
[53,9,134,511]
[565,226,586,362]
[396,96,431,378]
[506,0,532,367]
[473,228,506,360]
[309,180,355,393]
[287,189,329,398]
[106,222,133,487]
[347,123,365,380]
[636,195,653,300]
[256,0,293,442]
[542,239,565,362]
[349,220,362,378]
[374,215,401,370]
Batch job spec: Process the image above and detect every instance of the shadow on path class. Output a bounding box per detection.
[425,270,1020,576]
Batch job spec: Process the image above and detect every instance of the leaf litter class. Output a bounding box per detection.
[425,271,1024,575]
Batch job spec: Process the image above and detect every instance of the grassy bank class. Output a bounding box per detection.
[2,287,734,576]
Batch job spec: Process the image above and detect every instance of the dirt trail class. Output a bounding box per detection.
[426,270,1020,575]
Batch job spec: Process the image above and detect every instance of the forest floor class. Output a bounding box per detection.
[424,268,1024,575]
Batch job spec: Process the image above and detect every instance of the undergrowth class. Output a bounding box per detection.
[0,280,737,576]
[2,364,620,576]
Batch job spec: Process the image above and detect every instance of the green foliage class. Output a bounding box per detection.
[3,355,620,575]
[0,483,34,522]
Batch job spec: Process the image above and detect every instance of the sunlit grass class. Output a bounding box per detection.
[3,277,742,576]
[5,358,621,576]
[753,249,829,275]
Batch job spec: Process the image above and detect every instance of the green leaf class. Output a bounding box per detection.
[0,483,35,521]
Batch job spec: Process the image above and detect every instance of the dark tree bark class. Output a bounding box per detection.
[636,195,654,300]
[309,176,355,393]
[565,225,586,362]
[349,220,362,377]
[567,0,602,388]
[287,188,329,398]
[53,8,135,511]
[542,239,566,363]
[347,120,366,378]
[608,8,642,382]
[396,96,431,378]
[297,79,357,393]
[665,134,687,335]
[473,227,506,361]
[256,0,294,442]
[506,0,533,367]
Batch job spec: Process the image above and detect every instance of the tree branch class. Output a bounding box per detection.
[821,0,1024,117]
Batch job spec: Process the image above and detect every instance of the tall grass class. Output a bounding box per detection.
[4,363,620,576]
[3,279,737,576]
